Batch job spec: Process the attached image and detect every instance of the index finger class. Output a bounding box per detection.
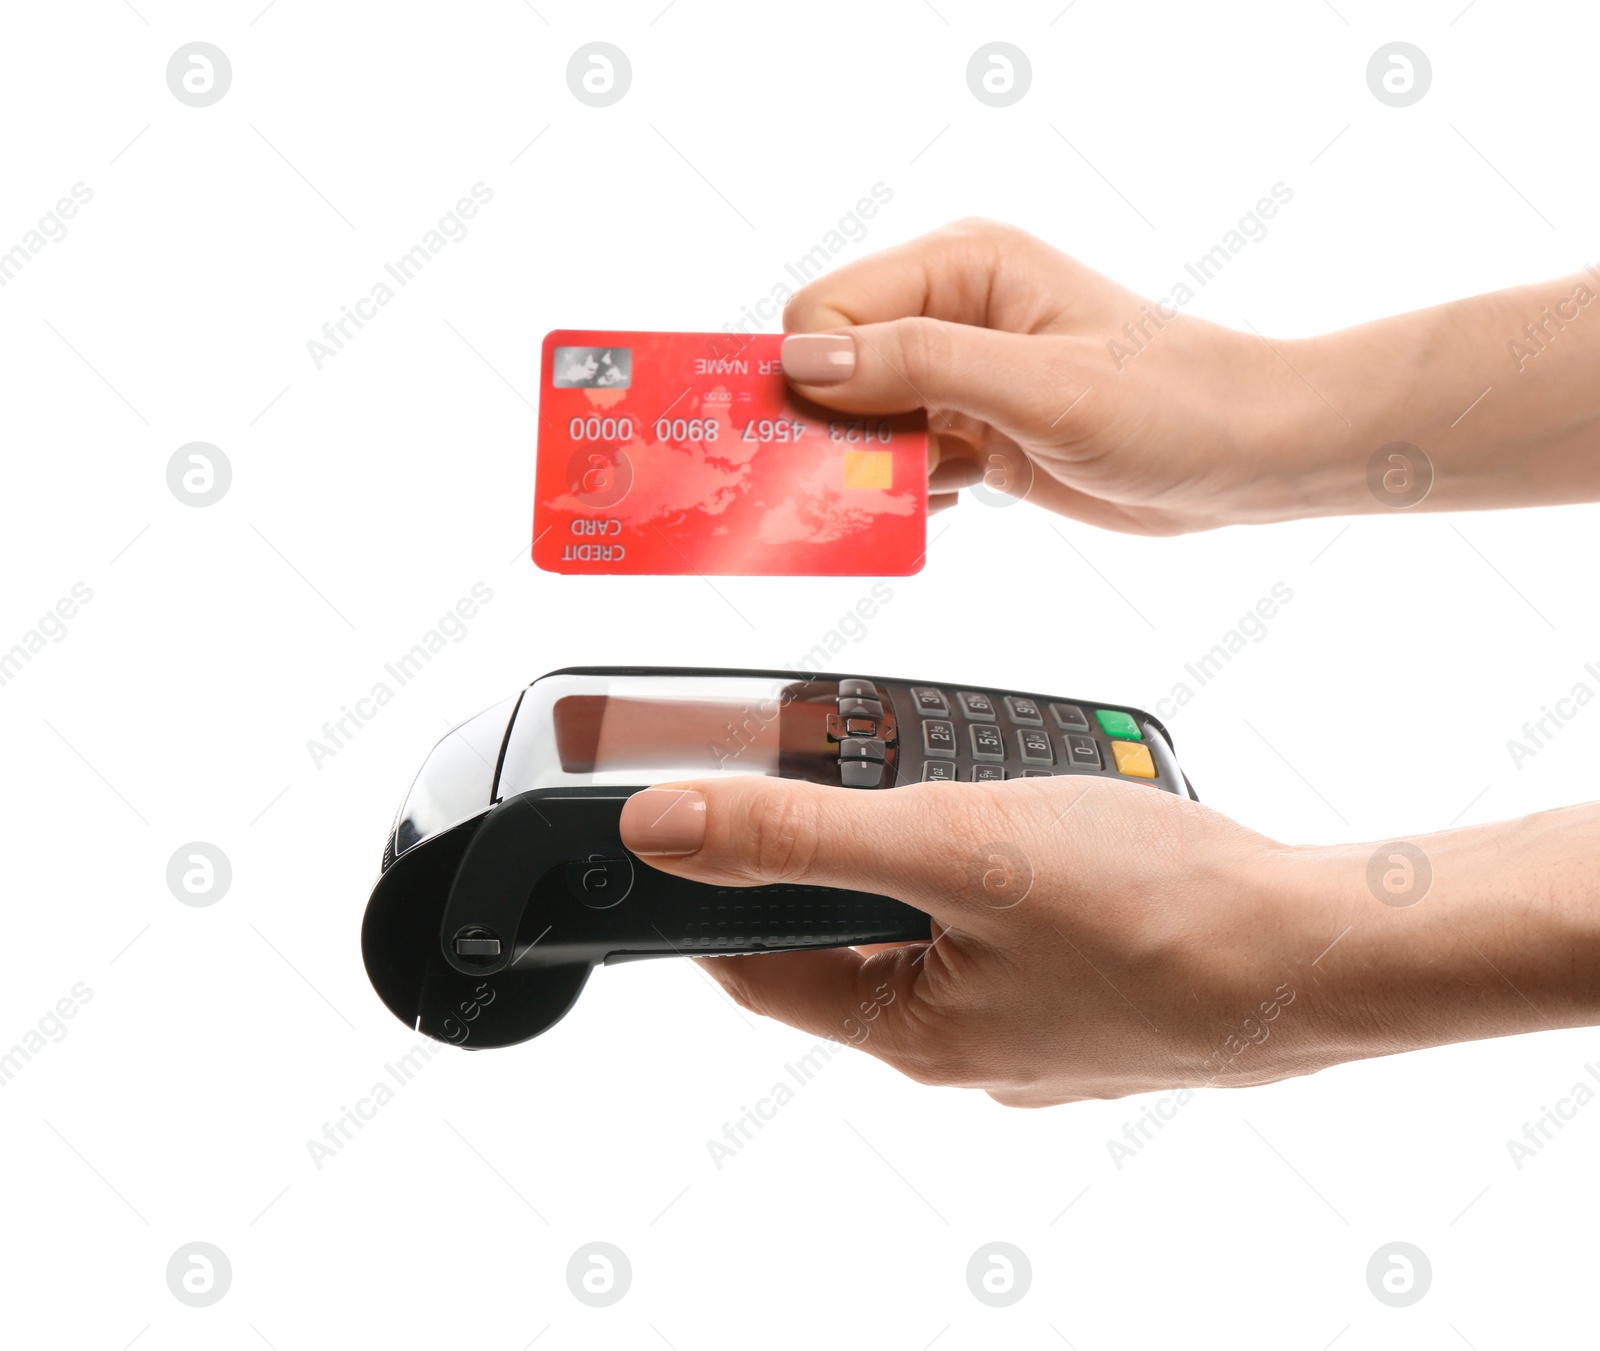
[783,218,1067,334]
[694,944,938,1079]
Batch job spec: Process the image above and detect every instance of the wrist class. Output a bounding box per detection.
[1241,277,1600,522]
[1262,812,1600,1075]
[1231,320,1442,523]
[1181,322,1405,527]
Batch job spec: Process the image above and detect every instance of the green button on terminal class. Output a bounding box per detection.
[1094,708,1142,740]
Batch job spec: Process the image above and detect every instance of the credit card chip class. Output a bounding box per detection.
[842,449,893,490]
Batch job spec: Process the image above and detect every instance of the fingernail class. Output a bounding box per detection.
[782,333,855,386]
[620,788,707,856]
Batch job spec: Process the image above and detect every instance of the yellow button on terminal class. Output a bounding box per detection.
[1111,741,1156,779]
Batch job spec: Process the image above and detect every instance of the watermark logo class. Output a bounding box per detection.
[0,983,94,1089]
[966,43,1031,107]
[714,184,895,340]
[1504,1061,1600,1170]
[565,443,634,511]
[1197,983,1296,1081]
[1507,270,1600,371]
[1105,1087,1197,1170]
[788,581,895,675]
[305,1043,440,1169]
[1366,842,1431,908]
[0,583,95,691]
[167,442,232,508]
[1365,1241,1431,1307]
[166,43,232,108]
[567,1242,631,1306]
[1149,582,1296,722]
[1107,184,1294,342]
[1366,43,1431,108]
[968,448,1035,508]
[966,1242,1032,1307]
[567,43,631,107]
[966,842,1033,909]
[166,1242,232,1307]
[307,583,494,769]
[307,185,494,371]
[705,1038,851,1169]
[0,183,93,290]
[1366,443,1432,509]
[1507,665,1600,768]
[167,842,232,908]
[1107,983,1295,1168]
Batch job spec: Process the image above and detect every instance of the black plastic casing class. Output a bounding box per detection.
[360,666,1196,1048]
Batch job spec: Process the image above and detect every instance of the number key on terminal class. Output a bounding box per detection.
[972,765,1006,783]
[922,720,957,758]
[1050,703,1090,733]
[970,723,1005,761]
[1017,729,1054,765]
[1066,734,1101,769]
[921,761,958,782]
[957,690,997,721]
[911,686,949,717]
[1005,696,1044,725]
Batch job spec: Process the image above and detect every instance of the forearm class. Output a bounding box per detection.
[1271,804,1600,1072]
[1265,272,1600,518]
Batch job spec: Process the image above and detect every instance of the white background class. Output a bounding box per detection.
[2,1,1598,1346]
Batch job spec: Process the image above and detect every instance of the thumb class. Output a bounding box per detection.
[779,320,1068,433]
[617,777,1028,925]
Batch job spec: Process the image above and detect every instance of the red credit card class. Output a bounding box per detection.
[533,330,927,576]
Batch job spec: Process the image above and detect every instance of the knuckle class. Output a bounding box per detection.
[940,215,1009,243]
[879,995,990,1088]
[904,786,1027,904]
[781,288,820,330]
[893,314,951,383]
[939,216,1036,268]
[741,787,823,884]
[895,1040,989,1089]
